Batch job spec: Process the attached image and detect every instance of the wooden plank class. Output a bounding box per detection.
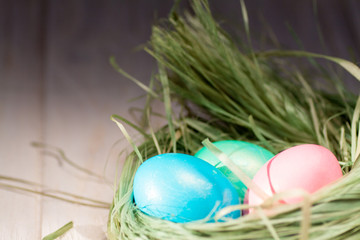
[0,0,45,239]
[40,1,173,238]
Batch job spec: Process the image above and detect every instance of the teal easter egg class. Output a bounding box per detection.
[133,153,240,223]
[194,140,274,200]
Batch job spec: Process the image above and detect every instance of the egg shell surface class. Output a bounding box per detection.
[195,140,274,200]
[133,153,240,223]
[248,144,343,206]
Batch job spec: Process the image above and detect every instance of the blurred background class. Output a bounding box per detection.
[0,0,359,239]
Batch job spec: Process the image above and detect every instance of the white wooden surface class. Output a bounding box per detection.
[0,1,44,238]
[0,1,358,239]
[0,1,172,239]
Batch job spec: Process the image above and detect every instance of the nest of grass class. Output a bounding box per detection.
[107,1,360,239]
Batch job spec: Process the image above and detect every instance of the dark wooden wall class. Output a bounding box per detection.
[1,0,359,93]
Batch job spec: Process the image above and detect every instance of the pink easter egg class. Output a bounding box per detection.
[248,144,343,207]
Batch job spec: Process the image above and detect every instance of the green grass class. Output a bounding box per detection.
[108,0,360,239]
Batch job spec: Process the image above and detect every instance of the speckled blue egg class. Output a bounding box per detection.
[195,140,275,201]
[133,153,240,223]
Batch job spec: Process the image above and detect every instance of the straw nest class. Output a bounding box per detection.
[108,1,360,239]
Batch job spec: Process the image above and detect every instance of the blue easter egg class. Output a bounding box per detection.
[133,153,240,223]
[194,140,274,200]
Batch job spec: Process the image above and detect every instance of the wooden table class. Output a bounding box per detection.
[0,1,174,239]
[0,1,358,239]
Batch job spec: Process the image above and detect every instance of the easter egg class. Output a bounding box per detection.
[195,140,274,200]
[248,144,343,206]
[133,153,240,223]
